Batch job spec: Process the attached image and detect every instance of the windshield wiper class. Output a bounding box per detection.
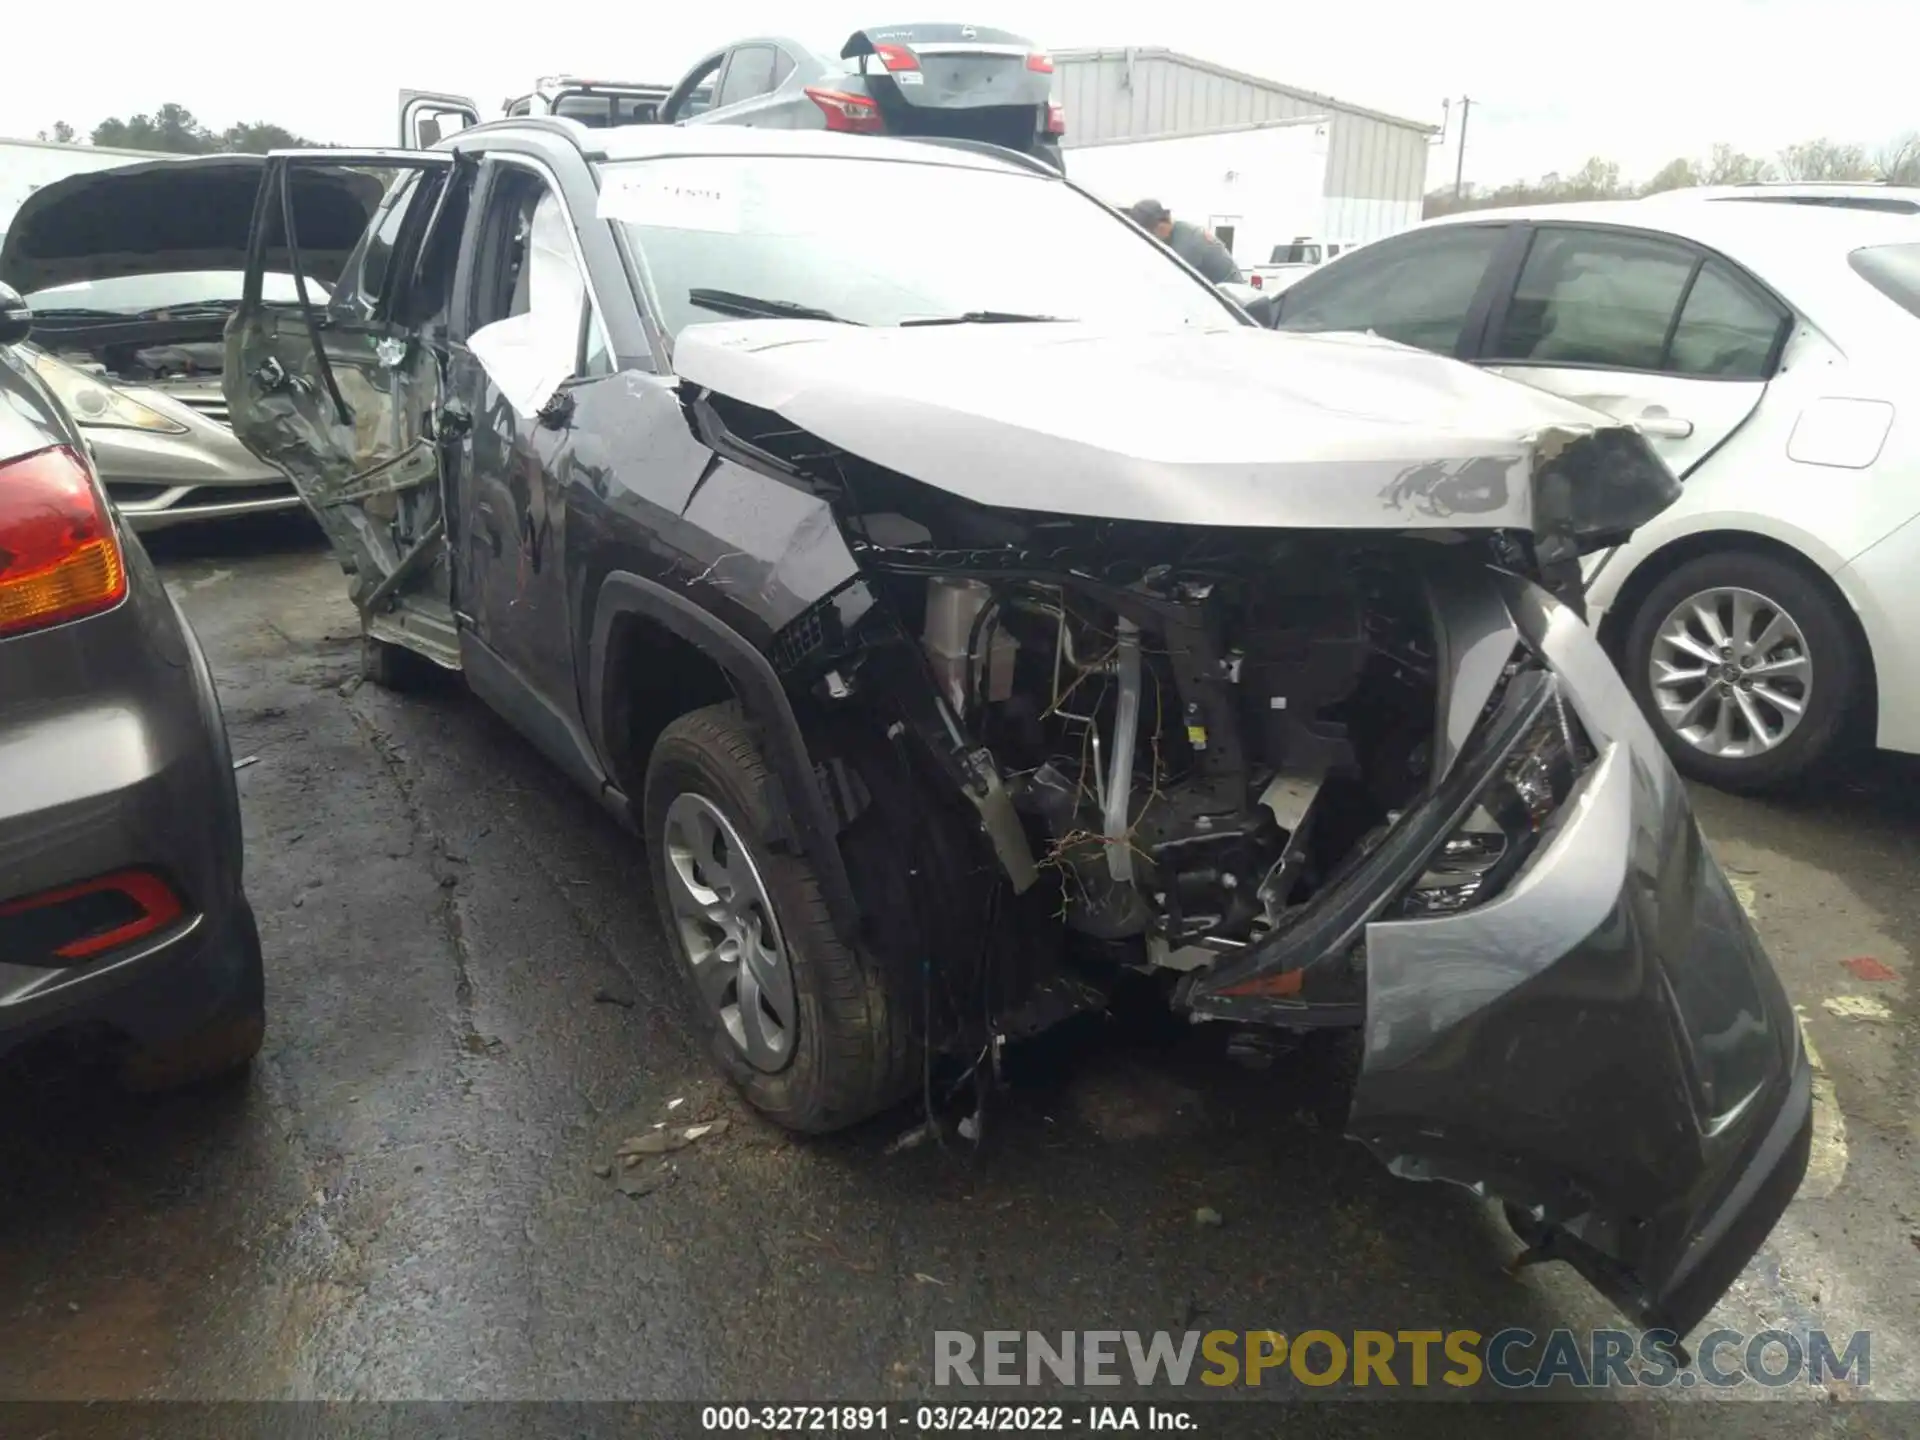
[687,288,859,325]
[140,300,241,316]
[24,306,129,319]
[898,310,1065,327]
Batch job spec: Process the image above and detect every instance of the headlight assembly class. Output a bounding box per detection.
[1397,671,1594,918]
[26,348,189,434]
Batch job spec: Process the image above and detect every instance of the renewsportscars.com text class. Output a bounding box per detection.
[934,1328,1870,1390]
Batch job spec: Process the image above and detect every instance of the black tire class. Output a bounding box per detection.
[1622,550,1859,794]
[122,902,266,1093]
[361,632,432,691]
[643,703,914,1133]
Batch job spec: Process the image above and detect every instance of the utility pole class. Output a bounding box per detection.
[1453,96,1472,199]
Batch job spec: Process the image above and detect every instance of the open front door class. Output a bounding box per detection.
[225,149,469,667]
[400,91,481,148]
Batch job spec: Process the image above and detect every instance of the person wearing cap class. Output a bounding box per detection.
[1125,200,1243,284]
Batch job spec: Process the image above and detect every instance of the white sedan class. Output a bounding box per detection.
[1269,198,1920,792]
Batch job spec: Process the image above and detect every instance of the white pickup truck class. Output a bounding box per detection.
[1245,236,1350,292]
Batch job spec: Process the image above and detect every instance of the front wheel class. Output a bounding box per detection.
[1622,550,1859,793]
[643,703,914,1133]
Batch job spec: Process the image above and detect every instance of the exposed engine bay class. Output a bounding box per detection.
[32,327,228,389]
[699,391,1605,1059]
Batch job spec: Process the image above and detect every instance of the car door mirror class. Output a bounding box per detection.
[0,283,32,347]
[1216,280,1281,328]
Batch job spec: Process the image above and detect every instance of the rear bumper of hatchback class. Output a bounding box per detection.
[0,544,255,1058]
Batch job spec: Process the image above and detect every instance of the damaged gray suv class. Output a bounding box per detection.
[210,119,1810,1342]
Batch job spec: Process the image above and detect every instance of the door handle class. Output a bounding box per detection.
[1635,412,1694,440]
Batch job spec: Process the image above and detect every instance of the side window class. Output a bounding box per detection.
[1277,225,1507,355]
[771,50,796,88]
[677,57,724,119]
[467,165,611,409]
[718,46,781,109]
[392,169,473,330]
[334,170,422,320]
[1668,259,1787,379]
[1490,227,1696,372]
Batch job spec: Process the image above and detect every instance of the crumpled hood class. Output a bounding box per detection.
[673,320,1681,551]
[0,154,383,295]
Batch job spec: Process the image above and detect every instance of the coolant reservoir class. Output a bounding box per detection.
[923,578,1016,713]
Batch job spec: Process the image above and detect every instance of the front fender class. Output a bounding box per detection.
[1584,509,1855,629]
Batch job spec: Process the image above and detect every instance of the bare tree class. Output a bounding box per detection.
[1776,138,1873,181]
[1642,157,1703,194]
[1571,157,1625,199]
[1425,130,1917,220]
[1702,143,1775,185]
[1874,133,1920,186]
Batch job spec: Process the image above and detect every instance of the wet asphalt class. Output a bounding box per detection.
[0,515,1915,1432]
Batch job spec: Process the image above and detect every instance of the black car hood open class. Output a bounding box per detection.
[0,155,384,295]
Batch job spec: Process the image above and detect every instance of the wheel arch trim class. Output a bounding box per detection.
[586,569,861,941]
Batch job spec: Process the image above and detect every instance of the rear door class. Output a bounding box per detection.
[1477,224,1788,479]
[400,91,482,148]
[226,150,468,664]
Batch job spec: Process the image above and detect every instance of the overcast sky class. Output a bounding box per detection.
[5,0,1912,190]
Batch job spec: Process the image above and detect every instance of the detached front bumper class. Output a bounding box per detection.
[1185,568,1810,1339]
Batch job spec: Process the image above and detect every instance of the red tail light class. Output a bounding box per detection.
[806,87,885,134]
[0,868,186,964]
[1249,273,1264,289]
[1046,102,1066,136]
[0,445,126,639]
[1026,53,1054,73]
[873,43,920,72]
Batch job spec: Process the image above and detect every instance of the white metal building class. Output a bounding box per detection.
[1052,48,1439,242]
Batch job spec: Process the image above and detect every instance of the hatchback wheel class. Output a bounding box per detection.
[643,703,914,1133]
[1623,551,1857,793]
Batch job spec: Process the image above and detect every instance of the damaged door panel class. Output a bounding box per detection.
[227,151,465,667]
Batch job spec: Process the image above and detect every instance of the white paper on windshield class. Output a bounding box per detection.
[596,169,742,232]
[467,189,585,420]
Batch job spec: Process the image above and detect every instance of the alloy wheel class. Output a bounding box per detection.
[661,792,798,1073]
[1648,586,1812,759]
